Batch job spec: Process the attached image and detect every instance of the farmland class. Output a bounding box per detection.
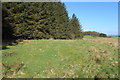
[2,37,119,78]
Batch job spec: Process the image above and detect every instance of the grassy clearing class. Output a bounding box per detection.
[2,39,118,78]
[83,35,103,39]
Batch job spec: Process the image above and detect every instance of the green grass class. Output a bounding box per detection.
[2,39,118,78]
[83,35,103,39]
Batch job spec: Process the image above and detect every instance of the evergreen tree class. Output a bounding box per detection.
[2,3,15,40]
[69,14,83,39]
[2,2,83,40]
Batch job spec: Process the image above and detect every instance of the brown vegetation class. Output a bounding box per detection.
[84,37,118,47]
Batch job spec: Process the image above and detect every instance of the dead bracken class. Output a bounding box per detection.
[2,52,16,57]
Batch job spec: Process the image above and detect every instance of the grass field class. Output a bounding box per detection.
[2,37,119,78]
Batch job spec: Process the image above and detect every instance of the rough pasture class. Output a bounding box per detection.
[2,38,118,78]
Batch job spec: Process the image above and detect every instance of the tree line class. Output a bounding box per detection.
[2,2,83,40]
[83,31,107,37]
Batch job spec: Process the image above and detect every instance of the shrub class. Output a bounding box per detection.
[99,33,107,37]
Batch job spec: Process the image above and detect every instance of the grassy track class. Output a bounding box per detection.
[2,39,118,78]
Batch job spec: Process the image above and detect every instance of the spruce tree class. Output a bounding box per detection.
[69,14,83,39]
[2,2,83,40]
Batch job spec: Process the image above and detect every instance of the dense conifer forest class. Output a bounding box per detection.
[2,2,83,40]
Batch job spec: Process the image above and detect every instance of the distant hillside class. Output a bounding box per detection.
[83,31,107,37]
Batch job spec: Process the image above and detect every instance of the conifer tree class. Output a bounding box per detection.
[69,14,83,39]
[2,2,83,40]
